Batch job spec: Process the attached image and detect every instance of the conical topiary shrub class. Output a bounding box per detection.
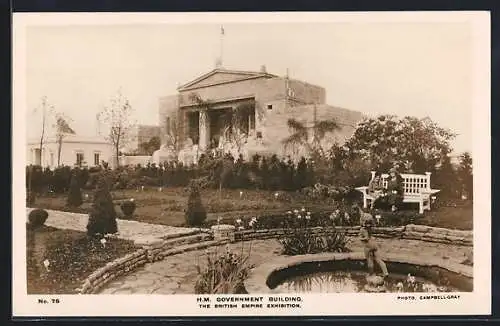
[66,173,83,207]
[86,174,117,236]
[185,183,207,227]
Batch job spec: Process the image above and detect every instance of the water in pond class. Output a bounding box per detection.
[273,271,458,293]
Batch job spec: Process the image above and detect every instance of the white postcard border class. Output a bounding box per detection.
[12,11,491,317]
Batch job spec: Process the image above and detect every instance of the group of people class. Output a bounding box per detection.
[367,166,404,212]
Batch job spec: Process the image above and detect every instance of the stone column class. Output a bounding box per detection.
[199,110,210,151]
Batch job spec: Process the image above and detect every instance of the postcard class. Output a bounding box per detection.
[13,11,491,317]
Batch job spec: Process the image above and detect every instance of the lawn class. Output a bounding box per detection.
[32,187,338,227]
[30,187,473,230]
[27,225,137,294]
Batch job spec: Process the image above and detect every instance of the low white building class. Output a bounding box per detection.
[26,134,114,169]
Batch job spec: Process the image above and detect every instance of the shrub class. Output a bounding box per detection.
[66,174,83,207]
[26,191,36,206]
[120,200,136,218]
[185,183,207,226]
[86,174,118,236]
[377,210,423,226]
[28,209,49,229]
[278,209,350,255]
[194,246,253,294]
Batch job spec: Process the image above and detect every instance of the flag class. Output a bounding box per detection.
[221,25,225,35]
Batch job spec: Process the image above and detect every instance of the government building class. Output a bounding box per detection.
[155,65,364,164]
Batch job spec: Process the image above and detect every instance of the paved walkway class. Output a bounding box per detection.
[26,208,197,242]
[100,237,472,295]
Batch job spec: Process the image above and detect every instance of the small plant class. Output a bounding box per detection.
[185,183,207,227]
[120,199,136,218]
[27,209,49,229]
[194,244,254,294]
[86,174,118,236]
[279,208,350,255]
[66,173,83,207]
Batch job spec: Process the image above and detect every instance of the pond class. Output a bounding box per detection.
[272,270,458,293]
[258,256,472,294]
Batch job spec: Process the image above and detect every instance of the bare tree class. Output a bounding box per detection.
[98,89,136,168]
[53,114,75,166]
[163,114,183,156]
[33,96,55,166]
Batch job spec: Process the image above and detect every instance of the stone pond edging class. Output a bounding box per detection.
[244,251,474,294]
[77,224,472,294]
[233,224,473,247]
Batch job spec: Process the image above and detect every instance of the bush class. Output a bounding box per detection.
[28,209,49,229]
[66,174,83,207]
[26,191,36,206]
[278,210,350,255]
[120,200,136,218]
[376,210,423,226]
[194,246,253,294]
[86,175,118,236]
[185,184,207,226]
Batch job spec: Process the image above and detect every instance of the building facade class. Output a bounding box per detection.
[125,124,161,154]
[26,134,114,169]
[158,66,364,162]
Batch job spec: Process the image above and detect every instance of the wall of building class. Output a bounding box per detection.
[159,94,181,144]
[259,104,364,157]
[157,71,362,161]
[26,138,113,169]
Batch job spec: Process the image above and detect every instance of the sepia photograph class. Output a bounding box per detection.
[13,12,490,317]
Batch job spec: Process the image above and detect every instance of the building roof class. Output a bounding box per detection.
[27,133,111,146]
[177,68,278,92]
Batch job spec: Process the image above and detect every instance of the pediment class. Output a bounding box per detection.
[178,69,276,91]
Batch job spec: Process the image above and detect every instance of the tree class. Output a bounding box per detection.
[184,182,207,226]
[139,136,161,155]
[344,115,456,173]
[54,114,75,166]
[433,154,458,199]
[163,114,183,156]
[66,171,83,207]
[33,96,55,166]
[282,117,340,157]
[98,89,136,168]
[86,173,117,236]
[457,152,473,200]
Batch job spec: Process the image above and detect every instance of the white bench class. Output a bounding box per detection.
[355,171,440,214]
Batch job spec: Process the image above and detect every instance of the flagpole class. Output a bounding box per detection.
[219,25,224,68]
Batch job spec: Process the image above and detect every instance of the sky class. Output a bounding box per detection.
[23,17,475,155]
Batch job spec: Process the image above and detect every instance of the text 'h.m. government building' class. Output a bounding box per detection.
[155,64,364,164]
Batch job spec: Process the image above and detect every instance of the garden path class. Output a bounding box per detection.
[99,238,472,295]
[26,208,198,242]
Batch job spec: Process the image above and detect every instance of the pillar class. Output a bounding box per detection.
[199,110,210,151]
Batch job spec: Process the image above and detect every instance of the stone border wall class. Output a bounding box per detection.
[78,230,226,294]
[80,224,472,294]
[234,224,472,246]
[80,248,148,294]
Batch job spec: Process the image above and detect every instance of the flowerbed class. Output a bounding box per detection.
[204,207,424,231]
[27,226,137,294]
